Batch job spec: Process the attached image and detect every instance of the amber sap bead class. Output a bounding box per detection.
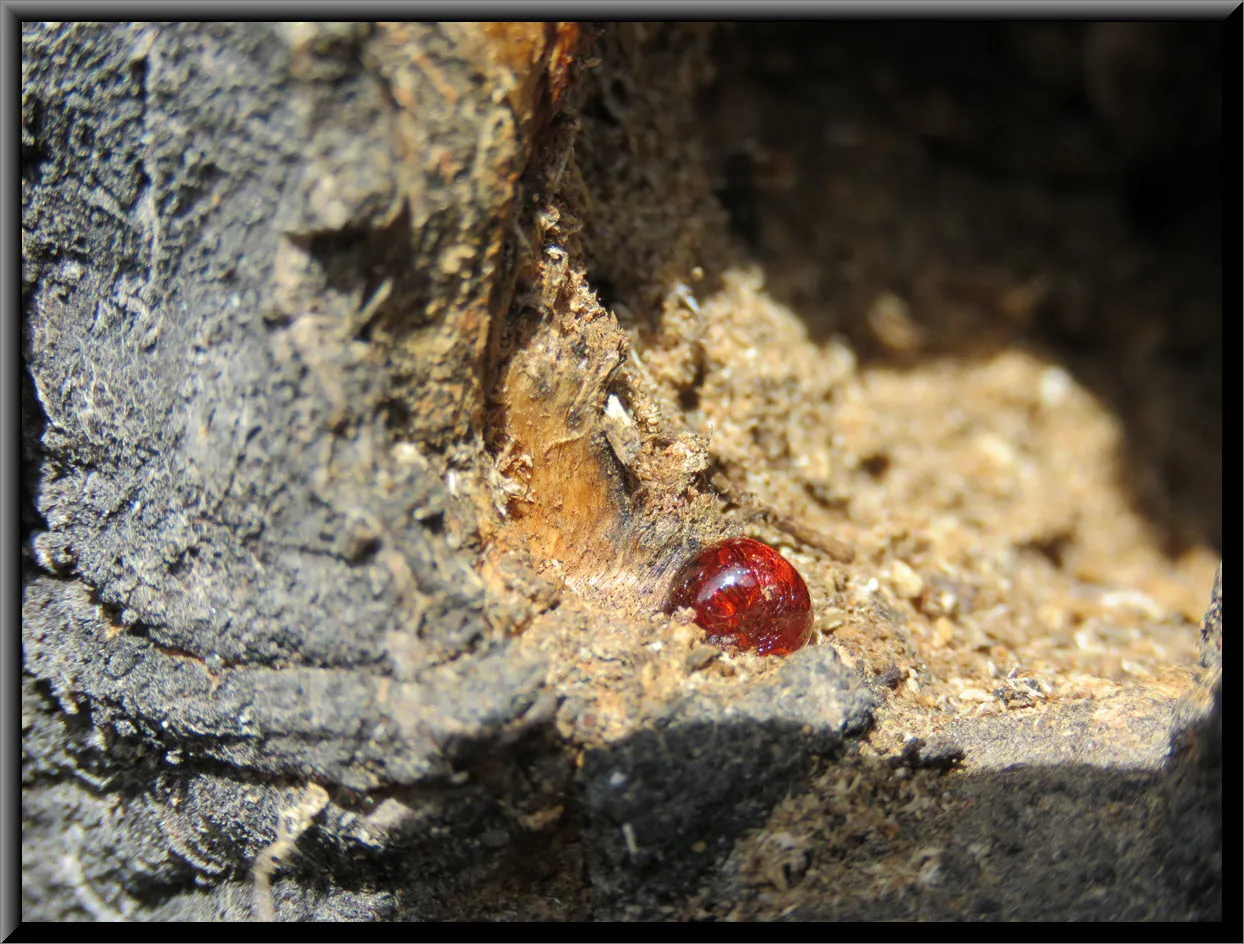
[664,537,813,656]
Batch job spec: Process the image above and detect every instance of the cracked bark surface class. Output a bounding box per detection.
[22,21,1221,922]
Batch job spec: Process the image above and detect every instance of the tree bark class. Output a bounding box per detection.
[21,21,1221,923]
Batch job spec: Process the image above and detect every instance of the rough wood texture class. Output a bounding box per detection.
[22,21,577,920]
[22,21,1221,922]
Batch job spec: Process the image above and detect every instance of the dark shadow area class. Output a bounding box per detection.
[788,758,1219,921]
[576,707,1220,921]
[20,651,1221,921]
[696,22,1224,557]
[579,717,846,910]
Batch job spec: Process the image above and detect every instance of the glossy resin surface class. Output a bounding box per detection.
[665,537,814,656]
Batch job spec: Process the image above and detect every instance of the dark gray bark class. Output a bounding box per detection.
[21,21,1222,923]
[22,21,547,920]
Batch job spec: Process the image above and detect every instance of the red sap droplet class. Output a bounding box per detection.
[665,537,813,656]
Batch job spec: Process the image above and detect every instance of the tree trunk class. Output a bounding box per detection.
[21,21,1221,923]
